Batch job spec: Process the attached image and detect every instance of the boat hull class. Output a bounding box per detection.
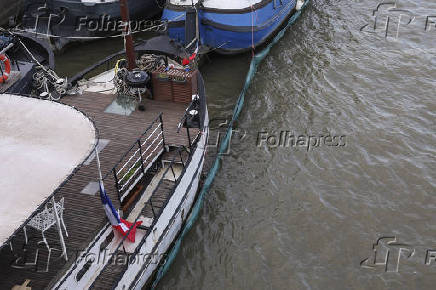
[119,110,209,290]
[52,111,209,290]
[162,0,297,54]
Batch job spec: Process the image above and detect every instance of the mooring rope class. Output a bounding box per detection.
[151,0,311,288]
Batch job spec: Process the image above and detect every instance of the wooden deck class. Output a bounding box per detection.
[0,91,197,290]
[92,179,176,290]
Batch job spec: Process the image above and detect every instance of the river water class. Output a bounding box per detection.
[57,0,435,289]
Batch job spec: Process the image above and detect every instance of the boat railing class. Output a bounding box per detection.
[90,145,191,289]
[70,51,125,86]
[69,40,177,87]
[105,113,166,204]
[141,146,186,223]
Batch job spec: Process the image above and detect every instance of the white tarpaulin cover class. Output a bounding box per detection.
[0,94,96,245]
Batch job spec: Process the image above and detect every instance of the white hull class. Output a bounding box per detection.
[123,110,209,290]
[53,110,209,290]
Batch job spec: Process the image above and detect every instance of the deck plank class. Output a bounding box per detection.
[0,92,198,290]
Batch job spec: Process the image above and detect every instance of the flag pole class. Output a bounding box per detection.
[95,148,140,242]
[95,148,104,182]
[96,148,126,228]
[119,0,136,70]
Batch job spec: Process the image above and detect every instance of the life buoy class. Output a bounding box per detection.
[0,54,11,84]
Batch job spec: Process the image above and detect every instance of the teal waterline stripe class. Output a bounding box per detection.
[152,1,310,288]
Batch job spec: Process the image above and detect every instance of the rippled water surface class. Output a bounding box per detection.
[58,0,435,289]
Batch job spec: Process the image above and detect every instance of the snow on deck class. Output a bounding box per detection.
[0,94,96,245]
[169,0,263,10]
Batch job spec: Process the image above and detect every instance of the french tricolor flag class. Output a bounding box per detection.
[99,180,142,242]
[96,150,141,243]
[189,43,199,61]
[182,42,199,66]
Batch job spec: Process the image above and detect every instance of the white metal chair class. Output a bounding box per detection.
[23,197,68,269]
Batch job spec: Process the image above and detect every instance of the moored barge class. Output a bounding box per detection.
[0,35,209,289]
[162,0,305,54]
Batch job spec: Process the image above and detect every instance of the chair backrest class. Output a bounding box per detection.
[26,197,65,232]
[54,197,65,216]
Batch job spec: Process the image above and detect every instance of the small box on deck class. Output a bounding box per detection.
[151,67,198,104]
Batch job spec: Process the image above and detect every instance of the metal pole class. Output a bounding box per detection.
[186,126,192,151]
[149,200,156,218]
[119,0,136,70]
[170,164,176,180]
[178,150,185,169]
[195,3,199,42]
[96,149,121,203]
[96,148,104,181]
[51,196,68,261]
[113,168,122,202]
[159,114,166,147]
[138,139,145,174]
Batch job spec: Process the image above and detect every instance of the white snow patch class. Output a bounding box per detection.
[0,94,96,245]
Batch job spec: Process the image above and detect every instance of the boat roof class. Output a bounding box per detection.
[0,94,97,245]
[81,0,117,2]
[169,0,264,10]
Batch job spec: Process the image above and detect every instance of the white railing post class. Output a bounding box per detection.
[52,196,68,261]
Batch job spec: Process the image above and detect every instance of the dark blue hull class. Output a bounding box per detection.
[162,0,296,54]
